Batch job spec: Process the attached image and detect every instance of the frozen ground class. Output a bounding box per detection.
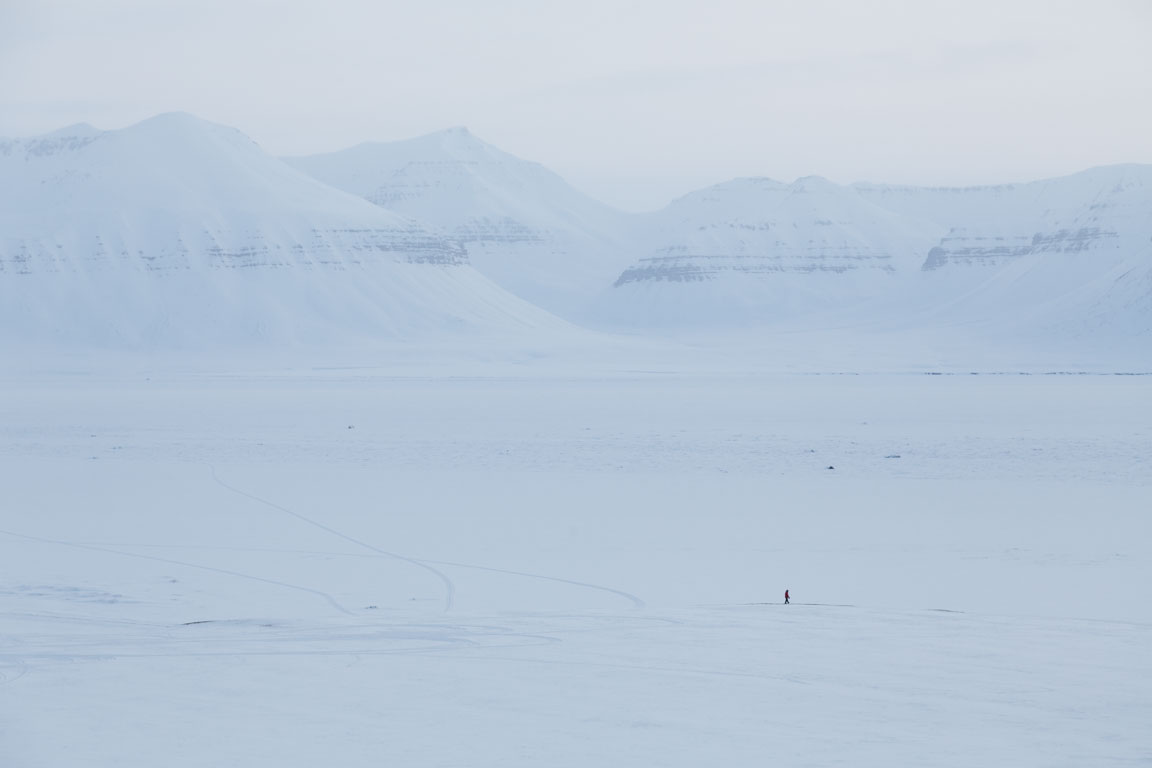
[1,353,1149,766]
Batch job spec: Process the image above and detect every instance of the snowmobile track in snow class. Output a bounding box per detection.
[207,464,457,612]
[0,659,29,688]
[421,558,645,611]
[206,466,644,611]
[0,528,354,616]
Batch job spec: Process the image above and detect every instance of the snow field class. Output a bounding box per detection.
[1,366,1149,766]
[6,606,1148,767]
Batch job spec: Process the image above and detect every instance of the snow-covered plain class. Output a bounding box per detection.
[1,112,1148,766]
[2,346,1149,767]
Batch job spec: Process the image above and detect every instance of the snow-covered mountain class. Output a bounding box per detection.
[856,165,1152,336]
[597,176,943,327]
[285,128,637,320]
[598,166,1151,337]
[0,114,562,348]
[3,112,1147,348]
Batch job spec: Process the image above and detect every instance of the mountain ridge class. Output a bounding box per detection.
[5,113,1148,346]
[0,114,566,348]
[286,126,638,320]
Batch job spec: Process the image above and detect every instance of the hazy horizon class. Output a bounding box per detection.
[2,0,1150,210]
[8,110,1152,216]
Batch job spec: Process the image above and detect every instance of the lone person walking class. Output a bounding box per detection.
[784,589,790,605]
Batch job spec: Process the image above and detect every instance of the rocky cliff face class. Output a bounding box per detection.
[855,166,1148,273]
[615,176,939,284]
[596,176,945,327]
[853,166,1151,335]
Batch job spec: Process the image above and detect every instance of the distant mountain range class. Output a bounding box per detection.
[2,113,1148,348]
[597,165,1150,334]
[0,114,561,348]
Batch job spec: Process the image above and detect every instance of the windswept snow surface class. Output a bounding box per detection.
[1,351,1149,767]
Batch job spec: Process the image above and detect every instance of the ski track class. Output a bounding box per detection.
[1,610,175,630]
[422,558,646,611]
[207,464,457,612]
[0,625,563,667]
[0,528,354,617]
[84,541,647,611]
[0,659,29,688]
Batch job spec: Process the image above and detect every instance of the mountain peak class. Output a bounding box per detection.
[438,125,472,137]
[0,113,561,347]
[418,125,500,157]
[42,122,102,139]
[127,111,241,137]
[789,175,840,192]
[1,121,105,160]
[110,112,262,157]
[1056,163,1151,191]
[735,176,787,188]
[131,111,222,132]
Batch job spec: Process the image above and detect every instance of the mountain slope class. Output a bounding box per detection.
[5,114,1147,347]
[0,114,563,348]
[597,166,1151,337]
[856,164,1152,336]
[596,175,943,327]
[285,128,637,320]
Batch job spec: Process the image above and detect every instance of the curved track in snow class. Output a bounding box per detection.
[207,465,457,612]
[83,542,647,611]
[0,659,29,688]
[0,528,354,616]
[421,557,645,610]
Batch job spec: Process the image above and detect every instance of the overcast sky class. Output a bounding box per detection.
[2,0,1149,210]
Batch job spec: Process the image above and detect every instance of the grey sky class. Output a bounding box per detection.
[2,0,1150,210]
